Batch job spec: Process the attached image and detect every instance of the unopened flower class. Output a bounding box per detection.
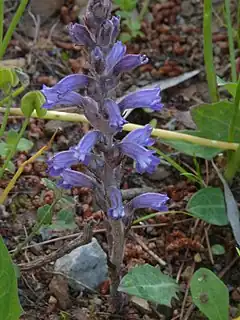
[107,186,124,219]
[104,99,127,131]
[113,54,148,75]
[105,41,126,73]
[58,168,96,189]
[68,23,95,47]
[118,88,163,112]
[41,74,88,109]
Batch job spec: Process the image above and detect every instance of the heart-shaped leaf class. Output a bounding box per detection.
[187,187,228,226]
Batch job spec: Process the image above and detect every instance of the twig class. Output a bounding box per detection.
[132,232,166,266]
[204,227,214,265]
[18,224,92,271]
[10,218,194,253]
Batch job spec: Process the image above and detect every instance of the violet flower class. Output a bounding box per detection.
[42,0,169,303]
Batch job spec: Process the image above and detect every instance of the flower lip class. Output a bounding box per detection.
[105,41,126,73]
[119,142,160,174]
[73,130,102,164]
[47,150,78,176]
[123,124,154,147]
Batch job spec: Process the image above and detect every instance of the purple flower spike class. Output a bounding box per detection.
[107,186,125,219]
[73,130,102,163]
[68,23,94,47]
[118,88,163,112]
[48,150,78,176]
[105,41,126,73]
[41,74,89,109]
[58,168,96,189]
[127,193,169,212]
[113,54,148,75]
[104,99,127,131]
[123,125,155,147]
[119,142,160,173]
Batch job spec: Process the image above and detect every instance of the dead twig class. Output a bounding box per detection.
[204,226,214,265]
[18,224,92,271]
[132,232,167,266]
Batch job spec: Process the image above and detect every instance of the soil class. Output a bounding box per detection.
[1,0,240,320]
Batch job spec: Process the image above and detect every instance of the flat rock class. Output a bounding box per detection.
[55,238,108,292]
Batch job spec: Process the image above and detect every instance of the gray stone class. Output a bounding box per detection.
[55,238,108,292]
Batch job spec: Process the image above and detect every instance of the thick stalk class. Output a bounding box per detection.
[225,78,240,181]
[1,108,239,151]
[224,0,237,82]
[0,0,28,59]
[0,117,29,178]
[0,0,4,47]
[224,145,240,183]
[203,0,219,102]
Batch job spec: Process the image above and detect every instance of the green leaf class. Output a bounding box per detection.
[118,264,179,307]
[191,100,240,142]
[21,91,46,117]
[37,204,52,225]
[6,161,15,173]
[190,268,229,320]
[49,209,77,231]
[211,244,225,255]
[6,130,18,146]
[16,138,33,152]
[42,178,58,191]
[0,68,19,93]
[160,131,222,160]
[187,187,228,226]
[216,76,237,97]
[0,142,9,157]
[120,32,132,43]
[0,236,22,320]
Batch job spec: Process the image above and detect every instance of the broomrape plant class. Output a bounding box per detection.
[40,0,168,307]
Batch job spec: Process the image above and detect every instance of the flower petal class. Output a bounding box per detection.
[119,142,160,173]
[123,125,154,147]
[68,23,95,47]
[104,99,127,132]
[113,54,148,75]
[127,193,169,212]
[118,88,163,112]
[58,168,95,189]
[107,186,125,219]
[105,41,126,72]
[41,74,88,108]
[111,16,121,43]
[73,130,102,163]
[48,150,78,176]
[42,91,84,109]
